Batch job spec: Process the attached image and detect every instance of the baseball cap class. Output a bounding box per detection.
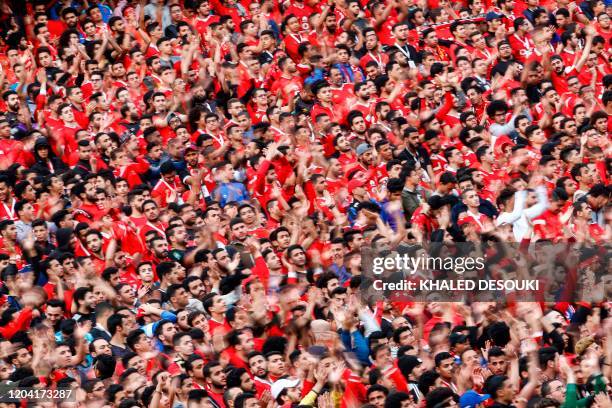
[460,390,490,408]
[271,378,300,399]
[356,143,371,156]
[348,178,367,194]
[457,215,477,227]
[485,11,503,21]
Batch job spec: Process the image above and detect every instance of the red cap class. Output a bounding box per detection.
[348,178,367,194]
[457,215,475,227]
[494,135,515,155]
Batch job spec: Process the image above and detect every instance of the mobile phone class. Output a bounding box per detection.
[240,251,255,269]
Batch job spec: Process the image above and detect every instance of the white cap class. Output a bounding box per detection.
[271,378,300,399]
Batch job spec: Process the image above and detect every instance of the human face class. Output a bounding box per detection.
[160,322,178,344]
[317,86,332,103]
[92,339,112,357]
[352,116,367,134]
[238,331,255,353]
[275,231,291,249]
[60,106,75,123]
[176,335,195,355]
[463,190,480,208]
[267,354,286,376]
[86,234,103,253]
[207,365,227,388]
[437,357,455,380]
[152,239,169,259]
[137,263,154,283]
[143,203,159,221]
[249,355,267,377]
[393,24,409,41]
[119,285,136,305]
[369,390,386,408]
[289,248,306,267]
[210,295,226,314]
[546,380,565,403]
[488,355,507,375]
[55,345,73,367]
[187,278,206,298]
[46,305,64,326]
[462,349,479,367]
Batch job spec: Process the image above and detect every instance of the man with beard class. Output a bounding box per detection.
[333,134,357,167]
[397,127,434,182]
[487,347,509,376]
[248,351,272,391]
[126,189,148,229]
[184,276,207,307]
[73,179,106,222]
[348,112,368,143]
[178,204,198,240]
[203,361,227,408]
[167,224,188,264]
[146,236,171,270]
[548,26,596,95]
[1,91,23,128]
[85,229,112,274]
[72,286,97,323]
[224,328,255,370]
[226,367,257,395]
[116,102,141,141]
[138,200,168,243]
[227,218,249,252]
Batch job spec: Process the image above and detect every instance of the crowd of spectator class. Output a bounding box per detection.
[0,0,610,407]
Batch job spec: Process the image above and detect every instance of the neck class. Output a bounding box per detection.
[172,242,186,250]
[211,312,224,321]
